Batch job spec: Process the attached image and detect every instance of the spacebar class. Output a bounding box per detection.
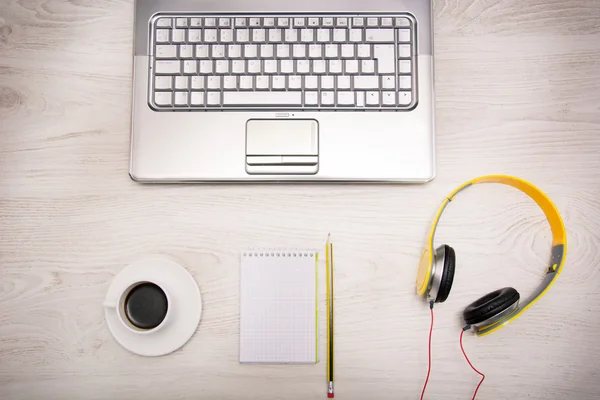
[223,92,302,106]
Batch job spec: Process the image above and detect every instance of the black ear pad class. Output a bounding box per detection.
[435,245,455,303]
[463,287,520,326]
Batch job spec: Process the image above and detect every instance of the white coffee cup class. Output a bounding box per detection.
[103,280,171,335]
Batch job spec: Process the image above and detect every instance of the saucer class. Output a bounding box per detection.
[104,258,202,356]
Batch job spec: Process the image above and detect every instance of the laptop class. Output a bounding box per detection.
[130,0,435,182]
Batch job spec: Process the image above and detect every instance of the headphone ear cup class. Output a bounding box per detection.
[463,287,520,326]
[435,245,455,303]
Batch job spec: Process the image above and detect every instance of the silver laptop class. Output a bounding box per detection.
[130,0,435,182]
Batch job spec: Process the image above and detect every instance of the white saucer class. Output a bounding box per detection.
[104,258,202,356]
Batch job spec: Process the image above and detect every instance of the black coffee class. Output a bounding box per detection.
[124,282,168,330]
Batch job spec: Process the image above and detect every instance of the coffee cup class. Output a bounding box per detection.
[104,281,171,334]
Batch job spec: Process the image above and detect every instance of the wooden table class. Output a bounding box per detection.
[1,1,599,399]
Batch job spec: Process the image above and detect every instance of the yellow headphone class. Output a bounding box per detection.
[416,175,567,336]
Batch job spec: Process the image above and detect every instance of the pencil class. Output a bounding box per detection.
[326,234,334,398]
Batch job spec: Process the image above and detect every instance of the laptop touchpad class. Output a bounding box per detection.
[246,119,319,175]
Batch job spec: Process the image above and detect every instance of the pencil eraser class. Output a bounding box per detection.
[328,394,334,398]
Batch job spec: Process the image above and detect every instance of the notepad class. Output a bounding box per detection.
[240,249,318,364]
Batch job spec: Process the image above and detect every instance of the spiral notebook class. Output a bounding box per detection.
[240,249,318,364]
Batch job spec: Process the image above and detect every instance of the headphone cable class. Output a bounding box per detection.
[419,302,434,400]
[459,328,486,400]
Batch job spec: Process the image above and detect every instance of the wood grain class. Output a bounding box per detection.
[1,0,600,399]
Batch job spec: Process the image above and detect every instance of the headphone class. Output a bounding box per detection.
[416,175,567,336]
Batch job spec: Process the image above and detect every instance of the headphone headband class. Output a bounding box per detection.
[416,175,567,336]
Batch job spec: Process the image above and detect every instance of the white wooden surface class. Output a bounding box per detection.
[1,1,600,399]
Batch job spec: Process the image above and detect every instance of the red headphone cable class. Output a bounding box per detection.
[419,302,434,400]
[460,328,486,400]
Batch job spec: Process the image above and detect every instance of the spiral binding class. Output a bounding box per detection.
[242,249,316,258]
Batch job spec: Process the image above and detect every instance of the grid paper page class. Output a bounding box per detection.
[240,250,317,364]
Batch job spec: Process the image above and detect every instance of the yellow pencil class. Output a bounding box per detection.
[326,234,335,398]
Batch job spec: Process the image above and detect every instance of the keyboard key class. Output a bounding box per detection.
[224,76,237,89]
[205,18,216,27]
[285,28,298,42]
[336,18,348,27]
[253,29,266,42]
[247,59,261,73]
[277,18,289,27]
[172,29,185,43]
[337,92,354,105]
[156,18,171,27]
[356,91,365,107]
[156,45,177,58]
[280,60,294,73]
[297,59,310,73]
[329,60,342,74]
[399,60,411,73]
[313,60,326,73]
[264,18,275,27]
[323,18,334,27]
[239,76,253,89]
[204,29,218,42]
[199,60,213,74]
[155,60,180,74]
[219,18,230,27]
[352,17,364,27]
[255,76,269,89]
[337,75,351,89]
[235,18,247,27]
[269,29,282,42]
[156,29,169,43]
[293,18,305,27]
[272,75,286,89]
[361,60,375,73]
[174,91,188,105]
[325,44,338,58]
[223,92,302,105]
[288,75,302,89]
[260,44,274,58]
[333,29,347,42]
[366,91,379,106]
[183,60,197,74]
[309,44,322,58]
[373,44,395,73]
[188,29,201,42]
[206,92,221,105]
[228,44,242,58]
[349,29,362,42]
[179,45,193,58]
[232,60,245,73]
[293,44,306,58]
[317,29,330,43]
[264,60,277,73]
[381,18,393,27]
[321,91,334,105]
[398,29,410,42]
[354,76,379,89]
[154,92,172,106]
[341,44,354,58]
[399,91,412,105]
[221,29,234,42]
[191,92,204,105]
[399,44,411,58]
[395,17,410,27]
[367,18,378,27]
[191,76,205,89]
[345,60,359,73]
[176,18,188,28]
[308,18,319,27]
[215,60,229,73]
[382,75,395,89]
[237,29,250,42]
[212,45,225,58]
[382,91,396,105]
[321,76,334,89]
[357,44,371,58]
[196,45,209,58]
[305,91,318,105]
[244,44,258,57]
[190,18,202,27]
[399,76,412,89]
[207,76,221,89]
[301,29,314,42]
[365,29,394,42]
[277,44,290,58]
[155,76,172,89]
[249,18,261,27]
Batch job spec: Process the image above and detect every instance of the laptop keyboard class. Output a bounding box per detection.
[149,14,416,111]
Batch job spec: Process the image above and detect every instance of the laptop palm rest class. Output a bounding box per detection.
[246,119,319,175]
